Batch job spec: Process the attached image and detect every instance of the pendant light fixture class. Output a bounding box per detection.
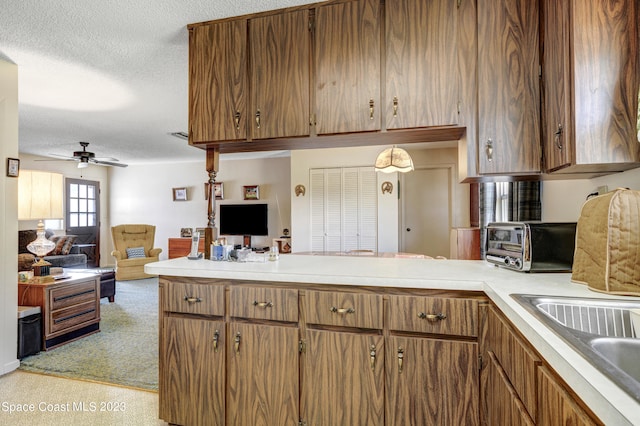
[374,145,414,173]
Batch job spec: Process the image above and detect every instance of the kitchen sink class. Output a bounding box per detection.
[512,294,640,403]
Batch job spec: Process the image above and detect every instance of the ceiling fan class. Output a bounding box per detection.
[43,142,128,168]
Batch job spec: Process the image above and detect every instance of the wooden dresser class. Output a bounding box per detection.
[18,273,101,350]
[168,238,205,259]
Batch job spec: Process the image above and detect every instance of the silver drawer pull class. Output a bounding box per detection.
[252,300,273,308]
[330,306,355,314]
[184,296,202,304]
[417,312,446,322]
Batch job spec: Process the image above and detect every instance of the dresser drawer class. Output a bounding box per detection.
[305,290,382,329]
[50,280,98,311]
[164,281,225,316]
[388,295,478,337]
[49,301,98,334]
[229,286,298,322]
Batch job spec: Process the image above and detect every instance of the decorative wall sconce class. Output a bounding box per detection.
[381,181,393,194]
[295,184,306,197]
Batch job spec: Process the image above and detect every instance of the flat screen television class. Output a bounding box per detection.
[219,203,268,236]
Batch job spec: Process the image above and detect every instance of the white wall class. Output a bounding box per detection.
[0,59,19,375]
[542,167,640,222]
[18,154,110,265]
[108,156,291,261]
[290,144,469,253]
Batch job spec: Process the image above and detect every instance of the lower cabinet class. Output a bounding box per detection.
[159,277,486,425]
[227,322,299,425]
[386,335,479,425]
[537,365,597,426]
[161,316,225,426]
[303,329,384,425]
[482,304,601,425]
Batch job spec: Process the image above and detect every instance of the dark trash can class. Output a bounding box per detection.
[18,306,41,359]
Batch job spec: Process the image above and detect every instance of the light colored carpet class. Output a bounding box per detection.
[19,278,159,391]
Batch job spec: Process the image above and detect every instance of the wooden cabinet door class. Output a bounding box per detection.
[302,329,384,425]
[477,0,540,175]
[541,0,572,171]
[227,322,299,425]
[385,0,458,129]
[315,0,381,134]
[543,0,640,173]
[161,316,225,426]
[484,351,534,426]
[189,20,247,143]
[250,10,310,140]
[386,335,479,426]
[537,366,598,426]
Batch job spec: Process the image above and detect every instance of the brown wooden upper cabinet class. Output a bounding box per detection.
[477,0,541,175]
[189,19,248,144]
[315,0,381,135]
[250,10,310,140]
[542,0,640,174]
[385,0,459,130]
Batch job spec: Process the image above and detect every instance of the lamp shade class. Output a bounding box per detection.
[18,170,64,220]
[374,146,414,173]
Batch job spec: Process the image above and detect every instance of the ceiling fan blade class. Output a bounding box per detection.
[46,153,79,160]
[92,159,128,168]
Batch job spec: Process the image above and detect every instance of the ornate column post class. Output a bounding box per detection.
[204,147,220,259]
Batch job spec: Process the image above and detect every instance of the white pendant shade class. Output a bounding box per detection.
[374,146,414,173]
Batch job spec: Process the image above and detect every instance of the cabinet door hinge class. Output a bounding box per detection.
[309,113,316,127]
[478,354,483,370]
[299,340,306,353]
[308,15,314,32]
[457,0,461,8]
[457,101,461,115]
[299,420,307,426]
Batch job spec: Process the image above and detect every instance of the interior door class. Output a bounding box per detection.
[66,178,100,267]
[400,168,451,257]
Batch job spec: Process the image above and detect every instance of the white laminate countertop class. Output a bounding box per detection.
[146,255,640,425]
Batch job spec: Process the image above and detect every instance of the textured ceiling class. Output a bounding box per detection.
[1,0,320,165]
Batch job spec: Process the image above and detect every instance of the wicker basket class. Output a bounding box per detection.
[571,188,640,296]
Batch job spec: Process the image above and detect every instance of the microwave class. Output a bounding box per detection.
[485,222,577,272]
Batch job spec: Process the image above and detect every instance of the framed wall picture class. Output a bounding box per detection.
[6,158,20,177]
[243,185,259,200]
[173,187,187,201]
[195,227,206,238]
[180,227,192,237]
[205,182,224,200]
[214,182,224,200]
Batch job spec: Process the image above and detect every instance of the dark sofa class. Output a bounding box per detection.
[18,229,87,270]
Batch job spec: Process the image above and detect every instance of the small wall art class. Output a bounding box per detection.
[6,158,20,177]
[173,187,187,201]
[243,185,259,200]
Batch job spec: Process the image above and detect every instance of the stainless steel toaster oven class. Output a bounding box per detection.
[485,222,577,272]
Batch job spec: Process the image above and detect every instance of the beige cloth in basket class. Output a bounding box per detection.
[571,188,640,296]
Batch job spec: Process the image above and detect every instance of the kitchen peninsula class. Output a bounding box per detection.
[147,255,640,425]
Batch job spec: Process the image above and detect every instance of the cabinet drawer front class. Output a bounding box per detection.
[164,282,225,316]
[229,286,298,322]
[50,301,98,334]
[305,290,382,329]
[388,295,478,337]
[50,280,98,310]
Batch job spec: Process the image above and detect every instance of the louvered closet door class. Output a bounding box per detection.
[343,168,377,252]
[311,167,377,252]
[310,169,343,252]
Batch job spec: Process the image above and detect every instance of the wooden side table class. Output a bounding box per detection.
[18,273,101,350]
[168,237,205,259]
